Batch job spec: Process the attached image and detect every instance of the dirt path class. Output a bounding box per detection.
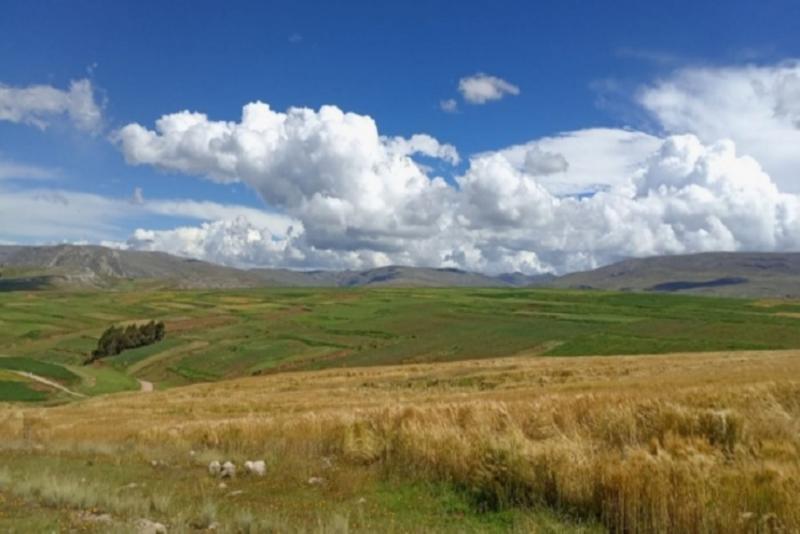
[12,371,87,398]
[137,379,154,392]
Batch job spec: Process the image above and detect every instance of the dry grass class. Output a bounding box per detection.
[2,350,799,532]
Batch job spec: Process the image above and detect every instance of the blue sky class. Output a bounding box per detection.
[2,1,800,273]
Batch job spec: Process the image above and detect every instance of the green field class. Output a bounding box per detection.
[0,379,47,401]
[2,286,800,402]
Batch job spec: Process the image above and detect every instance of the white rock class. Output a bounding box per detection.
[221,460,236,479]
[244,460,266,476]
[136,518,167,534]
[208,460,222,477]
[218,482,227,489]
[308,476,324,486]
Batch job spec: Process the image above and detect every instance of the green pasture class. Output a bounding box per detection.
[1,287,800,401]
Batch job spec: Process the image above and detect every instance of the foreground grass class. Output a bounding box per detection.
[1,349,798,532]
[0,451,597,532]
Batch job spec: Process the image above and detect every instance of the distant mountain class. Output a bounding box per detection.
[6,245,797,296]
[0,244,266,289]
[0,245,541,289]
[550,252,800,298]
[253,265,506,287]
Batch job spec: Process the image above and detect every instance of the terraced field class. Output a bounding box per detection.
[3,287,800,402]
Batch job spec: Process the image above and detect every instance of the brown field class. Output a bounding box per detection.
[1,350,799,532]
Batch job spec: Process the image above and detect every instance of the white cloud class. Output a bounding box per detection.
[0,187,129,241]
[453,134,800,272]
[145,198,296,236]
[0,79,103,132]
[639,61,800,193]
[113,97,800,274]
[0,159,61,181]
[523,147,569,176]
[127,217,292,268]
[117,102,457,255]
[491,128,661,195]
[131,187,145,205]
[0,184,296,244]
[384,133,460,165]
[10,60,798,276]
[458,73,520,104]
[440,99,458,113]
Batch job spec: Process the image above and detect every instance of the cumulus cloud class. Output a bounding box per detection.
[62,60,800,274]
[384,133,460,165]
[112,96,800,274]
[0,79,103,132]
[523,147,569,176]
[127,218,293,268]
[453,134,800,272]
[117,102,458,255]
[491,128,661,195]
[639,61,800,193]
[458,73,520,104]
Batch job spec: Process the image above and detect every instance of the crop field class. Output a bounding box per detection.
[0,349,798,532]
[2,287,800,402]
[1,287,799,531]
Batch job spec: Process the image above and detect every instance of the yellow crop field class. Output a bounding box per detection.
[1,349,798,532]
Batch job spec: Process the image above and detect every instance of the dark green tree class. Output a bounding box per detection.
[86,321,166,364]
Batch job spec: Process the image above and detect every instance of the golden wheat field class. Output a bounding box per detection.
[1,350,799,532]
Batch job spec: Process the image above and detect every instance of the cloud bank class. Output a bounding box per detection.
[115,83,800,274]
[639,61,800,193]
[7,61,800,276]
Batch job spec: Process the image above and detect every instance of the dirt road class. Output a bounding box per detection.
[12,371,87,398]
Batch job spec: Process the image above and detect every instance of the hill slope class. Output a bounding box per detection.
[551,252,800,297]
[0,244,266,289]
[0,245,542,289]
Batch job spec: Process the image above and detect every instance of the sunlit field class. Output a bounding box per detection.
[1,288,800,531]
[1,349,798,532]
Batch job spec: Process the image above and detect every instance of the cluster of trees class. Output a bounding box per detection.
[86,321,165,364]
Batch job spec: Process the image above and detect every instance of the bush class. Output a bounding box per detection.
[85,321,165,364]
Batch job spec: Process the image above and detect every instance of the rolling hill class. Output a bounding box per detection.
[4,245,800,296]
[552,252,800,297]
[0,244,545,289]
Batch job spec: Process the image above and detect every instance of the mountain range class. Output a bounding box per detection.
[2,245,799,297]
[552,252,800,298]
[0,244,549,290]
